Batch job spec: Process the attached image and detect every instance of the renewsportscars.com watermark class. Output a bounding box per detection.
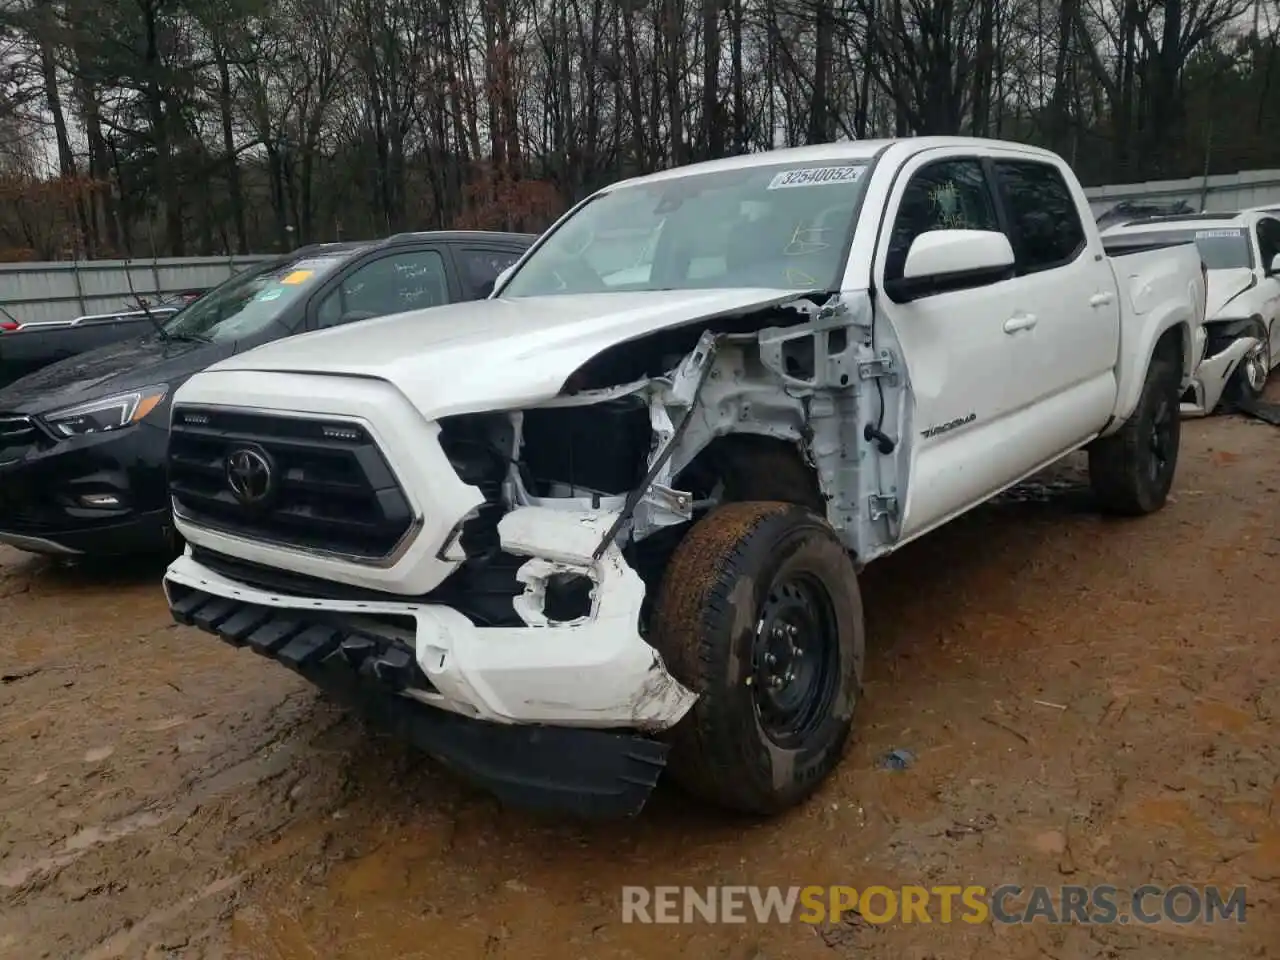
[621,885,1248,926]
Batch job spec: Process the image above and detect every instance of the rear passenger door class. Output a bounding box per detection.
[310,246,453,330]
[453,245,527,299]
[991,155,1121,437]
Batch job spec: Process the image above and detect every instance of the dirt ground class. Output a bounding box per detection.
[2,407,1279,960]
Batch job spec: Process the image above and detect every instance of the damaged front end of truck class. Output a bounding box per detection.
[164,288,896,816]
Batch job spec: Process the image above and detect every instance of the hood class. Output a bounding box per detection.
[204,288,813,417]
[0,335,234,416]
[1205,268,1256,320]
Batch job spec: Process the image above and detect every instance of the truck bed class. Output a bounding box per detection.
[1102,235,1200,259]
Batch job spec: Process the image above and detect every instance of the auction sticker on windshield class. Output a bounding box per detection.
[280,269,315,285]
[767,166,864,190]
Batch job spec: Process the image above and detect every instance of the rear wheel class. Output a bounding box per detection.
[1088,355,1181,515]
[649,501,864,815]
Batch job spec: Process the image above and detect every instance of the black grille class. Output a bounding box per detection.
[169,406,415,560]
[190,544,527,627]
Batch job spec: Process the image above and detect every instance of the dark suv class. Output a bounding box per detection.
[0,230,534,557]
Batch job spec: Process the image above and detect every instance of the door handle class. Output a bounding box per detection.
[1003,313,1038,334]
[1090,292,1115,308]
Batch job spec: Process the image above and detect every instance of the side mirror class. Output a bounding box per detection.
[1269,253,1280,275]
[885,229,1016,303]
[490,265,516,296]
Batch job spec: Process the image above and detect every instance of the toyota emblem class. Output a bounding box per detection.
[225,447,274,505]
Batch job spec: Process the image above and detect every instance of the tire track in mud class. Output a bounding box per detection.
[0,690,318,890]
[0,563,369,959]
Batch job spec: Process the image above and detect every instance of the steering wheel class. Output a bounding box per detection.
[544,255,609,293]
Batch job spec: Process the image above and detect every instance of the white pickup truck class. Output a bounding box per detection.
[162,138,1206,818]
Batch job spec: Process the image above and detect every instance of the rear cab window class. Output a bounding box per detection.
[1113,227,1253,270]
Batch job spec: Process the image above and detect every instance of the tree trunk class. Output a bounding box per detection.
[730,0,746,151]
[663,0,684,164]
[215,51,248,254]
[808,0,833,143]
[702,0,722,158]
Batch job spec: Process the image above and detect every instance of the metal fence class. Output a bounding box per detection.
[1084,168,1280,219]
[0,255,274,327]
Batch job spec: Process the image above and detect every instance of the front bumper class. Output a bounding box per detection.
[167,575,669,817]
[162,507,698,814]
[0,420,172,555]
[164,507,695,730]
[1181,333,1260,417]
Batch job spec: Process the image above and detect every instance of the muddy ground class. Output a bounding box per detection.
[2,407,1278,960]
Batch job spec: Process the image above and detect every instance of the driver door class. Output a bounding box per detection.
[1256,217,1280,364]
[872,152,1044,542]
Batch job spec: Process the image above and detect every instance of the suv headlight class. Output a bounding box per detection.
[43,386,169,437]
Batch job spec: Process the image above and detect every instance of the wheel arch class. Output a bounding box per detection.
[673,432,827,514]
[1105,316,1189,436]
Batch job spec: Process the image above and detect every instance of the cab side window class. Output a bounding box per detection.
[316,249,449,328]
[994,160,1087,273]
[1256,218,1280,274]
[457,247,523,298]
[885,159,999,282]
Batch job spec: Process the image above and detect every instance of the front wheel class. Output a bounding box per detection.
[1088,355,1181,516]
[649,501,864,815]
[1225,322,1271,406]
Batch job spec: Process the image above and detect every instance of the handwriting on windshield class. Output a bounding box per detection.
[783,223,832,256]
[784,267,818,286]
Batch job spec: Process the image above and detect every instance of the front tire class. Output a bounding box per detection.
[649,501,864,815]
[1088,354,1181,515]
[1225,321,1271,406]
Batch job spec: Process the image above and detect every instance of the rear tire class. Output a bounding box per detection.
[649,501,864,815]
[1088,355,1181,515]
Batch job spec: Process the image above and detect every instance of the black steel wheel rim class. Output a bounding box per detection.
[751,569,841,747]
[1148,394,1174,484]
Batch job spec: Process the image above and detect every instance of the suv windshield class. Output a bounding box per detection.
[501,161,871,297]
[1126,227,1254,270]
[161,254,347,342]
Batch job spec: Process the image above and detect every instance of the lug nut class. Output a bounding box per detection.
[765,652,776,666]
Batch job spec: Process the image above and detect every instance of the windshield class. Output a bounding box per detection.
[501,161,871,297]
[1126,227,1254,270]
[161,255,346,342]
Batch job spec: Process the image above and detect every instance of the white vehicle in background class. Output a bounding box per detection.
[1102,210,1280,412]
[161,138,1206,819]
